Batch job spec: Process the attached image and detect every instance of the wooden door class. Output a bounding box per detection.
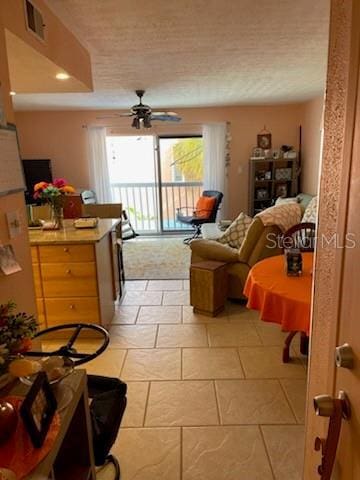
[304,0,360,478]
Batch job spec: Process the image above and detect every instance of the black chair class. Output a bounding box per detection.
[176,190,223,244]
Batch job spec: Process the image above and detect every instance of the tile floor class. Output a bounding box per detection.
[86,280,308,480]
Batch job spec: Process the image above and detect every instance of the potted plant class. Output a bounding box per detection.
[0,301,38,387]
[33,178,75,228]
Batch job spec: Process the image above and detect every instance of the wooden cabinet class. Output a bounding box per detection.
[248,155,299,216]
[30,221,119,329]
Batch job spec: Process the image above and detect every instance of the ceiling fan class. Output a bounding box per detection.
[97,90,181,129]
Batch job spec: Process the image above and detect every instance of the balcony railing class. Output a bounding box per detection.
[110,181,203,232]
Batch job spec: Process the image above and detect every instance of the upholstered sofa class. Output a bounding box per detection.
[190,194,316,300]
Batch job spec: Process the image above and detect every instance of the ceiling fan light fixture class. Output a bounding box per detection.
[132,117,140,129]
[143,115,152,128]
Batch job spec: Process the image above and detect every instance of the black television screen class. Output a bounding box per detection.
[22,159,53,204]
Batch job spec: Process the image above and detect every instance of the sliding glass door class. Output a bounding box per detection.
[106,134,204,234]
[157,136,204,232]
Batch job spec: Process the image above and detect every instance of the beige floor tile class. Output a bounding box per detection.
[122,382,149,427]
[85,348,126,377]
[156,324,208,347]
[112,305,139,324]
[113,427,181,480]
[109,325,157,348]
[137,306,182,324]
[182,348,244,380]
[207,323,261,347]
[121,291,163,306]
[122,348,181,380]
[238,346,306,379]
[216,379,296,424]
[261,425,305,480]
[254,321,289,345]
[182,305,228,323]
[227,305,259,322]
[125,280,148,291]
[162,290,190,305]
[147,280,183,290]
[183,426,273,480]
[145,380,219,426]
[183,279,190,290]
[280,378,307,423]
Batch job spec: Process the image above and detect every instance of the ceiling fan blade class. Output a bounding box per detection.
[96,113,134,119]
[151,114,182,122]
[151,111,178,117]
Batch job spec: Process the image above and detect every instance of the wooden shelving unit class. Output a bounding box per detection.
[248,155,299,216]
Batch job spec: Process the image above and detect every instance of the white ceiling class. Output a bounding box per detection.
[13,0,330,111]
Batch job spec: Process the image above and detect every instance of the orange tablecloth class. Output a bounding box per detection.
[244,253,313,334]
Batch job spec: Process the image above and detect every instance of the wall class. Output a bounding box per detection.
[16,104,306,218]
[301,95,324,194]
[0,15,36,313]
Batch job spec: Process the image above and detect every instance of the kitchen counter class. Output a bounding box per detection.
[28,218,120,245]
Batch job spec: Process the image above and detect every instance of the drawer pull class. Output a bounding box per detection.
[64,247,69,253]
[69,304,75,310]
[66,269,72,275]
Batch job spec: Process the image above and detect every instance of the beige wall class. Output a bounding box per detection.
[0,15,36,313]
[16,103,308,218]
[301,96,324,195]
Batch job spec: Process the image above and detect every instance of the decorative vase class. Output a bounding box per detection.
[50,202,64,229]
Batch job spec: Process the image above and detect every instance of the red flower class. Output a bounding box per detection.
[53,178,67,188]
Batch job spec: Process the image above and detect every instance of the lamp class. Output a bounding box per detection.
[143,115,152,129]
[131,117,140,129]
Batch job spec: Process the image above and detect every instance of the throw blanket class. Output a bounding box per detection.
[256,202,301,232]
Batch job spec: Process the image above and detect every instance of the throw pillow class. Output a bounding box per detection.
[275,196,299,206]
[218,212,253,248]
[302,196,318,223]
[194,196,216,219]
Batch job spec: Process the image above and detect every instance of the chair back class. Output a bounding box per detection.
[202,190,223,222]
[81,190,97,204]
[282,222,316,252]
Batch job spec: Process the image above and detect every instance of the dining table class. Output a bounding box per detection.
[243,252,313,362]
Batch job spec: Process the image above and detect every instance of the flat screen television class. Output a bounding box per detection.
[22,159,53,204]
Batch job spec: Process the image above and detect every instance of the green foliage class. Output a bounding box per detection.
[172,138,203,181]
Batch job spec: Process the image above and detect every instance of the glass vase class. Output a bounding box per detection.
[50,202,64,229]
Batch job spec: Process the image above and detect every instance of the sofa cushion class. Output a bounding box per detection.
[217,212,253,248]
[302,196,318,223]
[190,239,239,263]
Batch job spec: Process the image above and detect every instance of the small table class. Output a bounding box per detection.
[190,261,228,316]
[244,253,313,362]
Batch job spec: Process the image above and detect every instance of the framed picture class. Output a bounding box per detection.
[275,183,288,198]
[251,147,264,158]
[20,371,57,448]
[257,133,272,150]
[272,149,281,159]
[256,188,269,200]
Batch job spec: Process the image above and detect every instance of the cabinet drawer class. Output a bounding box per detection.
[45,298,100,326]
[39,244,95,263]
[32,263,43,298]
[36,298,46,328]
[41,263,98,297]
[31,246,39,264]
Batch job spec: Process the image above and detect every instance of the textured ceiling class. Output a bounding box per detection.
[13,0,330,111]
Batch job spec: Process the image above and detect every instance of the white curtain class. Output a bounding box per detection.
[202,123,228,218]
[87,126,112,203]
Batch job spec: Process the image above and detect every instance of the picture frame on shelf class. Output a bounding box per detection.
[275,183,288,198]
[251,147,264,158]
[272,149,281,159]
[256,188,269,200]
[275,167,292,181]
[20,371,57,448]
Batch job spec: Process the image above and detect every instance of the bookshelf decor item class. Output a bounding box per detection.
[248,153,299,216]
[257,127,272,150]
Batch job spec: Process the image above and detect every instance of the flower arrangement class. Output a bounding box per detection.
[0,301,38,375]
[34,178,75,228]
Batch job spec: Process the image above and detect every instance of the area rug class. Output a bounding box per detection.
[123,237,191,280]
